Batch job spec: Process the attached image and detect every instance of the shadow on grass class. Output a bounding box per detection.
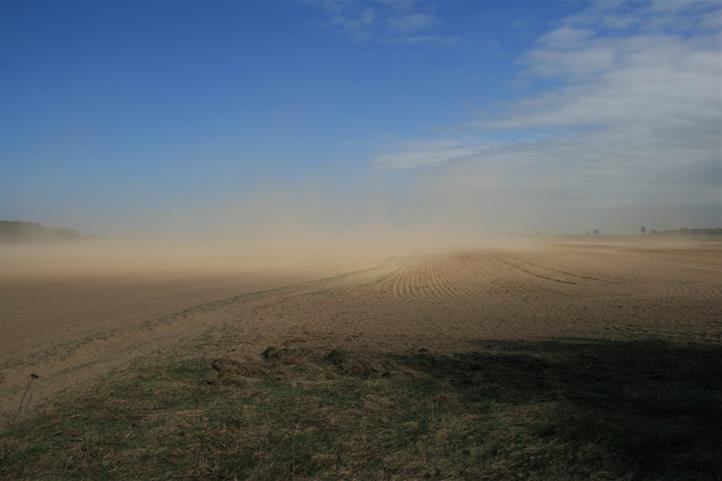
[397,339,722,480]
[1,339,720,480]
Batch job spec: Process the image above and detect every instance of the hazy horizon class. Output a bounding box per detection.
[2,1,721,238]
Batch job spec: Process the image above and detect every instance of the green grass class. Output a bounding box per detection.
[2,340,721,480]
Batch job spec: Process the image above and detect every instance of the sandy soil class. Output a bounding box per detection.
[2,238,721,414]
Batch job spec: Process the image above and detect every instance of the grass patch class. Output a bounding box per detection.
[1,340,721,480]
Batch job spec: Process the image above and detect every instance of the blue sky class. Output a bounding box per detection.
[1,1,720,235]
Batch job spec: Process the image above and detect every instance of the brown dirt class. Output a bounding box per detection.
[2,238,721,414]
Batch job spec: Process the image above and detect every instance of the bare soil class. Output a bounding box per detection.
[1,238,721,414]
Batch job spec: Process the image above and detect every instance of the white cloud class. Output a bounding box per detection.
[538,26,593,47]
[374,1,722,232]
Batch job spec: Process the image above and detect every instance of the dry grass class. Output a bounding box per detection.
[2,339,721,481]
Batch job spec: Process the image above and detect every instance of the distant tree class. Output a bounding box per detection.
[593,229,600,235]
[640,226,646,234]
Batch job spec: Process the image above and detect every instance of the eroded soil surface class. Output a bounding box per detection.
[2,239,721,414]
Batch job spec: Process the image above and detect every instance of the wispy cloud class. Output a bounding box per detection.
[319,0,460,45]
[386,13,436,33]
[387,34,463,46]
[322,0,377,41]
[375,139,499,169]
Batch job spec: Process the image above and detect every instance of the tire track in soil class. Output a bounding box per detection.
[504,255,621,285]
[498,258,579,286]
